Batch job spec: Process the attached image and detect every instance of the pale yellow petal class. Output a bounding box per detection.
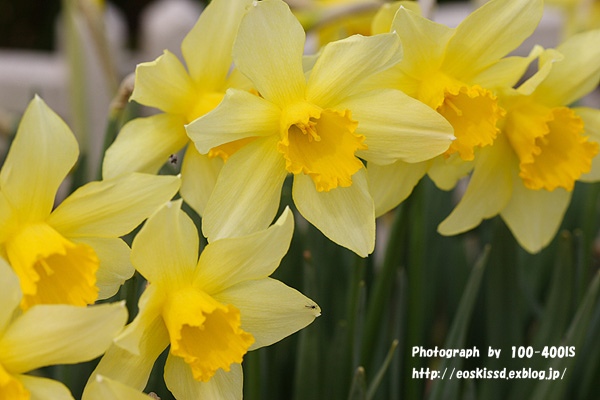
[517,48,564,96]
[224,66,255,91]
[0,257,21,332]
[164,355,242,400]
[371,1,420,35]
[84,317,169,396]
[214,278,320,350]
[47,173,180,238]
[293,169,374,257]
[501,181,571,254]
[438,138,515,236]
[74,237,133,300]
[84,375,154,400]
[102,114,188,180]
[392,7,454,77]
[368,161,428,217]
[534,30,600,107]
[576,107,600,182]
[202,137,287,241]
[335,89,454,165]
[196,208,293,294]
[306,33,402,107]
[18,375,74,400]
[131,50,196,114]
[427,154,474,191]
[182,0,254,90]
[131,200,198,288]
[233,0,306,106]
[0,95,78,223]
[0,302,126,373]
[187,89,280,154]
[0,191,18,243]
[114,285,165,356]
[443,0,543,79]
[179,145,223,217]
[471,48,542,90]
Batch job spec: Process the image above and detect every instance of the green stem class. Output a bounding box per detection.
[361,204,406,366]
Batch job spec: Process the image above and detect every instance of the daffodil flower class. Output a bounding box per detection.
[186,0,454,256]
[290,0,384,48]
[365,0,544,216]
[546,0,600,37]
[0,96,180,309]
[438,29,600,253]
[83,202,320,399]
[0,258,127,400]
[102,0,253,216]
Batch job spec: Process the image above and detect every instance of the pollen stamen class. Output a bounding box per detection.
[279,103,366,192]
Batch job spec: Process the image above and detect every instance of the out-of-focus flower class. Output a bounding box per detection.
[438,29,600,253]
[288,0,384,48]
[187,0,453,256]
[0,258,127,399]
[102,0,253,216]
[83,202,320,399]
[546,0,600,37]
[364,0,544,216]
[0,96,180,310]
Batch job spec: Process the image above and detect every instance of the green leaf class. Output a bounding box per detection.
[530,271,600,400]
[427,245,490,400]
[366,339,399,400]
[348,367,367,400]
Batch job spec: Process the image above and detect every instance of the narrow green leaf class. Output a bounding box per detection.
[532,231,575,348]
[530,271,600,400]
[366,339,399,400]
[293,250,322,400]
[508,231,575,399]
[348,367,367,400]
[427,245,490,400]
[577,303,600,398]
[362,204,406,366]
[479,219,524,400]
[243,349,263,400]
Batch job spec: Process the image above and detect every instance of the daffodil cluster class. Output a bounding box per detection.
[2,0,600,398]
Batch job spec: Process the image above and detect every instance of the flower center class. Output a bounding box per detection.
[505,102,598,191]
[163,288,254,382]
[0,363,28,400]
[5,223,99,310]
[278,102,366,192]
[418,74,504,161]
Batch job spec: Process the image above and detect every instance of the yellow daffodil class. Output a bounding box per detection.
[438,29,600,253]
[0,96,180,310]
[102,0,253,216]
[365,0,544,216]
[546,0,600,37]
[186,0,454,256]
[289,0,384,48]
[0,258,127,400]
[83,202,320,399]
